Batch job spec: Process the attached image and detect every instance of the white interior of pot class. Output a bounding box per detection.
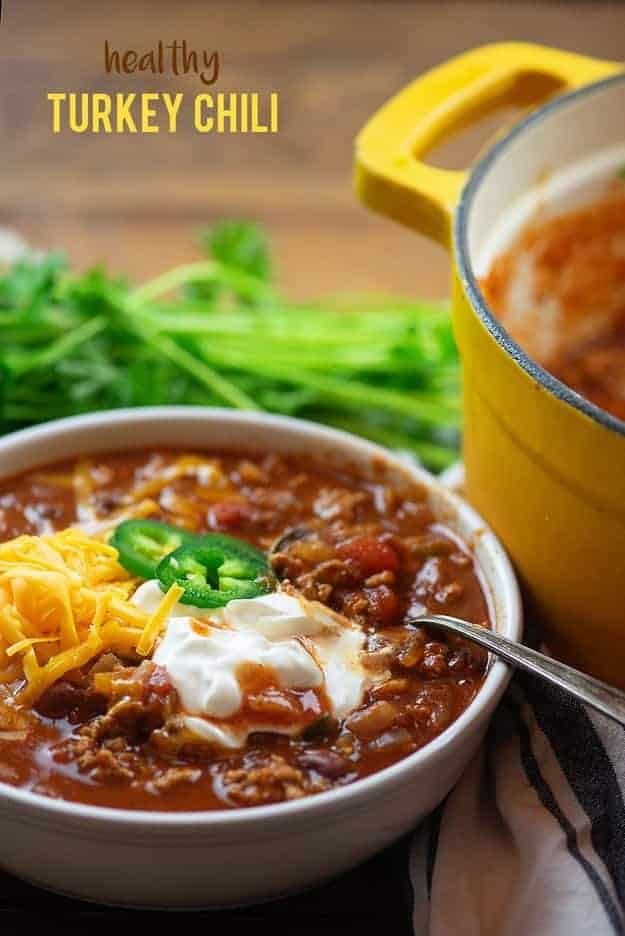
[468,77,625,275]
[464,76,625,360]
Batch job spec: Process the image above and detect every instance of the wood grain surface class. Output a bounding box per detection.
[0,0,623,299]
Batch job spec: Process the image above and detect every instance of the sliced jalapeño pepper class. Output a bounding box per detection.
[156,534,274,608]
[110,519,202,579]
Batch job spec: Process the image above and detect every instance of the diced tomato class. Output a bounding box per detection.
[336,535,400,577]
[365,586,401,627]
[210,500,252,530]
[143,664,175,700]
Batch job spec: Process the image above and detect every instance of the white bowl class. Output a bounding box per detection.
[0,407,522,907]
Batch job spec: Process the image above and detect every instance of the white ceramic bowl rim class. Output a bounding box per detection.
[455,71,625,437]
[0,407,521,830]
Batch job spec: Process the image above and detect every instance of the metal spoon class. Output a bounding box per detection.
[416,613,625,727]
[270,530,625,725]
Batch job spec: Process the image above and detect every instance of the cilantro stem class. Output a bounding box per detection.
[196,342,460,426]
[130,260,275,307]
[5,316,107,376]
[125,319,259,411]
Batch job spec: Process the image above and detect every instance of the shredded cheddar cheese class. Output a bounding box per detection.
[136,582,184,657]
[129,455,216,501]
[65,454,227,540]
[0,529,180,705]
[6,636,58,657]
[72,458,98,525]
[77,498,160,538]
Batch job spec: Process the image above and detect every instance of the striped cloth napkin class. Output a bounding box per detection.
[410,669,625,935]
[412,464,625,935]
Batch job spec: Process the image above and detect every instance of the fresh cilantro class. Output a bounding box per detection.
[0,222,461,470]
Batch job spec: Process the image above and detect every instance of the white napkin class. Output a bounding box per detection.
[410,676,625,935]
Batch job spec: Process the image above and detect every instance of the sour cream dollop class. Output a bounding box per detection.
[132,582,373,748]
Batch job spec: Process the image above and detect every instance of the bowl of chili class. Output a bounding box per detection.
[0,407,520,907]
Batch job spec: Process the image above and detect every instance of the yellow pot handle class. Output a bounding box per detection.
[355,43,621,249]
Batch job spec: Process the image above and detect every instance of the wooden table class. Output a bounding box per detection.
[0,1,622,930]
[1,0,623,300]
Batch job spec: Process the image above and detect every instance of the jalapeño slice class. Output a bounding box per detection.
[156,534,274,608]
[110,519,202,579]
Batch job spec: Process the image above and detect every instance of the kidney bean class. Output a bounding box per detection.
[298,749,351,779]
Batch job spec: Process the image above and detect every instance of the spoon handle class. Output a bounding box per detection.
[414,613,625,727]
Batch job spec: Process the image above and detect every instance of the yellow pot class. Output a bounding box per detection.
[355,43,625,685]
